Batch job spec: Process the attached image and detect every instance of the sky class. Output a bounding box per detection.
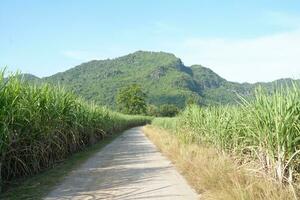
[1,0,300,83]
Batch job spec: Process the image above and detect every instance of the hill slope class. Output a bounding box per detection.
[25,51,299,108]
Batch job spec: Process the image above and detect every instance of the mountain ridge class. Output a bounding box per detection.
[19,51,299,108]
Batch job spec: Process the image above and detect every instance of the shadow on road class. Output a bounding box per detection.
[45,127,197,200]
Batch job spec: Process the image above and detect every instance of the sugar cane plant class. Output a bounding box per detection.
[152,84,300,188]
[0,71,150,191]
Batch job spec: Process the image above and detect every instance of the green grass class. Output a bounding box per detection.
[151,117,178,131]
[0,131,122,200]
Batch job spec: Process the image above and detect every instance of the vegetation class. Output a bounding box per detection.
[21,51,300,109]
[0,132,121,199]
[6,51,300,198]
[151,85,300,198]
[147,104,179,117]
[116,84,147,114]
[143,126,294,200]
[0,72,150,191]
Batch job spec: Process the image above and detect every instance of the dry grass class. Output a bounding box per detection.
[143,125,295,200]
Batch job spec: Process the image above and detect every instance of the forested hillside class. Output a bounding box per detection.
[21,51,299,108]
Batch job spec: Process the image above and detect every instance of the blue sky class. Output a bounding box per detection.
[1,0,300,82]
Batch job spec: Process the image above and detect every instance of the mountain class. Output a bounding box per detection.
[22,51,299,108]
[18,73,41,83]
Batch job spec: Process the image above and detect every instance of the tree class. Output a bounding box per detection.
[147,104,159,116]
[158,104,179,117]
[146,104,180,117]
[116,84,147,114]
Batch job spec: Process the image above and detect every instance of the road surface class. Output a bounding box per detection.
[44,127,199,200]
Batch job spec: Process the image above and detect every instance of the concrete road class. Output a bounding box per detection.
[44,127,199,200]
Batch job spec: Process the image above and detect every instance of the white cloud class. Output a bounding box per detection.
[172,30,300,83]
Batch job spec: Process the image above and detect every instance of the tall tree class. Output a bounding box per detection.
[116,84,147,114]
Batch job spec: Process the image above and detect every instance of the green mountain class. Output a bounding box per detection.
[18,73,41,83]
[23,51,299,108]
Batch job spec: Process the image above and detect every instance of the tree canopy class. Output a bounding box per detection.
[116,84,147,115]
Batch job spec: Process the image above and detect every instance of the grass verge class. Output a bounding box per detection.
[143,125,294,200]
[0,131,122,200]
